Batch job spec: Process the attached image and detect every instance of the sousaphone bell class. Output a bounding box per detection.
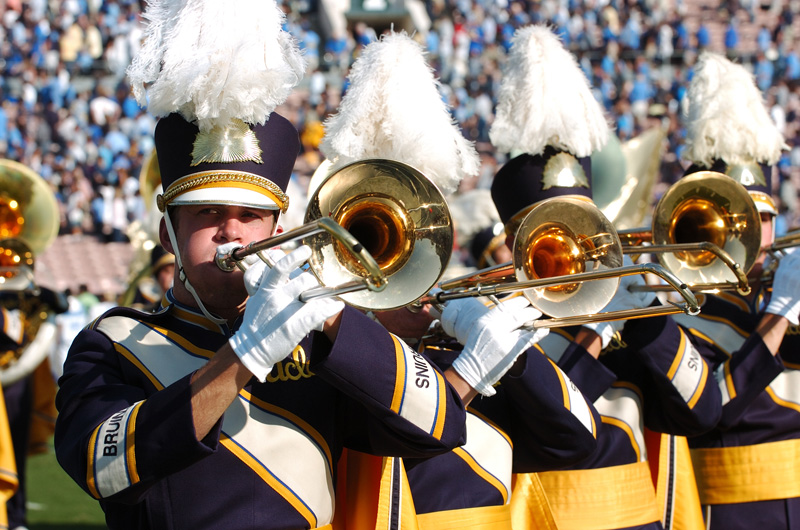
[0,159,61,385]
[0,159,60,290]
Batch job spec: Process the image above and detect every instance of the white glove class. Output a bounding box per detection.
[451,297,549,396]
[229,245,345,381]
[765,251,800,325]
[584,256,656,349]
[440,297,491,344]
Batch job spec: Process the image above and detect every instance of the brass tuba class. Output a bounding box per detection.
[0,159,60,289]
[119,148,165,308]
[618,171,760,295]
[218,159,454,311]
[0,159,61,385]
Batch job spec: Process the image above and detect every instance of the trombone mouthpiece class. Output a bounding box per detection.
[215,247,241,272]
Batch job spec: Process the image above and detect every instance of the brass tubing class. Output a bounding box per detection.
[215,217,387,296]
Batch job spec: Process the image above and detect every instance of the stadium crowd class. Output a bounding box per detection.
[1,0,799,259]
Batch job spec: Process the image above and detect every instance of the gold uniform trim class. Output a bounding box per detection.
[691,439,800,505]
[749,190,777,213]
[158,170,289,213]
[536,461,660,530]
[417,504,512,529]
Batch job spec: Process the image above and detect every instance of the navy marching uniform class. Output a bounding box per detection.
[399,335,600,529]
[490,151,722,530]
[56,291,466,529]
[677,290,800,528]
[536,317,720,530]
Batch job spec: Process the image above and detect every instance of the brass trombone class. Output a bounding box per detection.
[765,229,800,255]
[421,197,700,328]
[618,171,760,295]
[216,159,454,311]
[748,229,800,286]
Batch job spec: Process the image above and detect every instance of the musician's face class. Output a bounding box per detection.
[492,243,513,265]
[761,212,775,247]
[161,204,278,316]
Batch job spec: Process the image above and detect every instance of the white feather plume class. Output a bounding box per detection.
[320,32,479,195]
[489,25,610,157]
[684,52,786,166]
[449,189,500,246]
[127,0,305,131]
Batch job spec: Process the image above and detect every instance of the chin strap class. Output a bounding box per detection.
[163,209,228,327]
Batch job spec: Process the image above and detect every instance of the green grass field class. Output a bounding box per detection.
[26,445,107,530]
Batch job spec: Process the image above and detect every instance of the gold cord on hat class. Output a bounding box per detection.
[157,170,289,213]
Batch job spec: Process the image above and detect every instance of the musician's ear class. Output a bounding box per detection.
[159,217,174,254]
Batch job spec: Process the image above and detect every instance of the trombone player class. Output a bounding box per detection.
[53,3,468,529]
[675,51,800,530]
[312,29,601,528]
[482,26,724,530]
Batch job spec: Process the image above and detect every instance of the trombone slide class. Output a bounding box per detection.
[622,242,751,295]
[425,262,700,328]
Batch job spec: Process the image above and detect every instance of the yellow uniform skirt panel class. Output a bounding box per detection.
[691,438,800,505]
[417,504,511,530]
[536,461,660,530]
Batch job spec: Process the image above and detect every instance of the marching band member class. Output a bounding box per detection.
[449,188,508,271]
[53,4,467,529]
[1,283,66,530]
[0,162,67,530]
[317,31,601,529]
[677,51,800,530]
[488,26,722,530]
[127,245,176,312]
[0,306,21,530]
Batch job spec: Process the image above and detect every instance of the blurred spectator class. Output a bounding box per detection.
[755,52,775,92]
[696,21,711,49]
[725,16,739,57]
[0,0,799,286]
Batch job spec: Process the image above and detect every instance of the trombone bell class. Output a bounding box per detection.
[306,159,452,311]
[0,159,60,257]
[0,197,23,240]
[334,195,413,278]
[668,198,728,267]
[523,224,586,294]
[652,171,760,286]
[0,239,35,290]
[515,197,622,317]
